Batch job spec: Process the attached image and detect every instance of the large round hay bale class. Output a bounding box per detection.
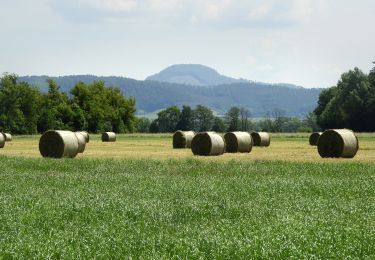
[102,132,116,142]
[309,132,322,146]
[251,132,270,147]
[2,133,12,142]
[191,132,225,156]
[224,131,252,153]
[173,130,195,148]
[74,132,87,153]
[76,131,89,143]
[39,130,79,158]
[0,134,5,148]
[317,129,358,158]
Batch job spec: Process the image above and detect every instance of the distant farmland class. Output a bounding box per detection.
[2,133,375,162]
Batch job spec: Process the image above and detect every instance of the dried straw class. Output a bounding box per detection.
[39,130,79,158]
[102,132,116,142]
[317,129,358,158]
[2,133,12,142]
[251,132,270,147]
[224,132,252,153]
[76,131,89,143]
[173,130,195,148]
[74,132,87,153]
[0,134,5,148]
[309,132,322,146]
[191,132,225,156]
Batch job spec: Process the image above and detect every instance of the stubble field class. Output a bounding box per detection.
[0,133,375,258]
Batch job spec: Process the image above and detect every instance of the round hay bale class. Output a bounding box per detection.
[0,134,5,148]
[102,132,116,142]
[317,129,358,158]
[2,133,12,142]
[224,132,252,153]
[39,130,79,158]
[74,132,87,153]
[251,132,270,147]
[76,131,89,143]
[309,132,322,146]
[173,130,195,149]
[191,132,225,156]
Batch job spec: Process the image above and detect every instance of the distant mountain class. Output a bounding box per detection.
[146,64,248,86]
[19,75,321,118]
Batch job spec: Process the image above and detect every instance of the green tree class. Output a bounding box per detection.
[149,119,159,133]
[272,108,286,132]
[280,117,302,132]
[367,61,375,130]
[155,106,181,132]
[70,81,136,133]
[315,68,371,131]
[257,113,274,132]
[212,117,226,132]
[303,112,320,132]
[37,79,73,132]
[225,106,240,131]
[0,74,42,134]
[176,106,194,130]
[239,108,251,131]
[137,117,151,133]
[193,105,214,131]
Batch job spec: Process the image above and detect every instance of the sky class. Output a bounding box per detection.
[0,0,374,88]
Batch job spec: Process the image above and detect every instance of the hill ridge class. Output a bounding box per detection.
[18,74,321,117]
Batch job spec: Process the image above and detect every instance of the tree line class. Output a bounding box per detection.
[0,74,136,134]
[314,62,375,131]
[137,105,320,133]
[3,61,375,135]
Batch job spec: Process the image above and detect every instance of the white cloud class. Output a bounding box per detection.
[1,0,374,88]
[48,0,329,28]
[87,0,138,12]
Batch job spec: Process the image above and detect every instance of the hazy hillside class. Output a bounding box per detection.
[145,64,303,89]
[19,75,321,117]
[145,64,247,86]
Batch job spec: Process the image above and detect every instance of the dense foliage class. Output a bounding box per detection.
[314,64,375,131]
[142,105,319,133]
[0,74,136,134]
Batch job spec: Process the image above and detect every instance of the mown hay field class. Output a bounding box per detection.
[1,133,375,258]
[2,133,375,163]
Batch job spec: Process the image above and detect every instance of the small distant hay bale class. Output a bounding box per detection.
[173,130,195,148]
[39,130,79,158]
[224,131,252,153]
[76,131,89,143]
[102,132,116,142]
[0,134,5,148]
[317,129,358,158]
[191,132,225,156]
[74,132,87,153]
[251,132,270,147]
[309,132,322,146]
[2,133,12,142]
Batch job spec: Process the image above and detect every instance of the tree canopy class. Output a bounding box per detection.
[146,105,317,133]
[0,74,136,134]
[314,67,375,131]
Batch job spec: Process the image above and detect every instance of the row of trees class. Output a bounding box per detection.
[4,62,374,134]
[0,74,136,134]
[314,62,375,131]
[137,105,320,133]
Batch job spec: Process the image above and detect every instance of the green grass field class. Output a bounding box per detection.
[1,134,375,258]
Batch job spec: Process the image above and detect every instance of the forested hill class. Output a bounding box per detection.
[19,75,321,117]
[146,64,247,86]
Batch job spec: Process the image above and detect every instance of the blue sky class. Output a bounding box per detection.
[0,0,374,88]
